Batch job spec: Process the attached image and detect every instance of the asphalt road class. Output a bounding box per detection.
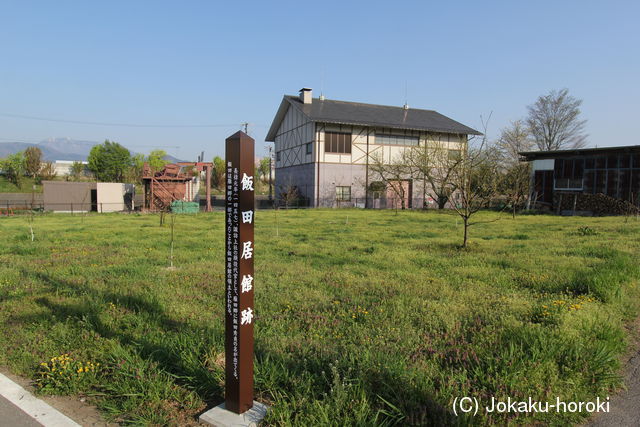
[0,394,42,427]
[586,348,640,427]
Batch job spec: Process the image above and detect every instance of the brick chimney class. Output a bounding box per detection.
[299,88,312,104]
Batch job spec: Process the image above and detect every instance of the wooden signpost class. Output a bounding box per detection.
[225,131,255,414]
[200,131,266,426]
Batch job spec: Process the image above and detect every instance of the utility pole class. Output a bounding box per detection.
[267,145,273,203]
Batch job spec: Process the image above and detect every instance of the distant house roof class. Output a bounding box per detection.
[519,145,640,161]
[266,95,482,141]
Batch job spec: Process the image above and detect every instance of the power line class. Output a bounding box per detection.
[0,137,44,143]
[126,144,180,148]
[0,113,242,128]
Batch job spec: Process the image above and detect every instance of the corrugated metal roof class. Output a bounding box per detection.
[519,145,640,160]
[266,95,481,141]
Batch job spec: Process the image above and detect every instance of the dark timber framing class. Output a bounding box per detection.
[520,145,640,205]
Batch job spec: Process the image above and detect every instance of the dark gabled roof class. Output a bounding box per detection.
[519,145,640,161]
[265,95,481,141]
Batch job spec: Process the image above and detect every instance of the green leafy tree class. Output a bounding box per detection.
[131,153,145,171]
[24,146,43,179]
[258,157,271,184]
[70,161,85,181]
[127,153,146,183]
[1,152,26,186]
[212,156,225,190]
[147,149,168,172]
[87,140,131,182]
[126,151,168,183]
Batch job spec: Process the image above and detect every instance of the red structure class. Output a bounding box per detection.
[142,162,213,212]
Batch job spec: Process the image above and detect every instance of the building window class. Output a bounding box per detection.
[276,151,281,161]
[336,186,351,201]
[325,132,351,154]
[306,142,313,155]
[375,134,419,146]
[554,158,584,189]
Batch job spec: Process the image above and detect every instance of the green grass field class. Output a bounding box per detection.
[0,176,42,193]
[0,210,639,425]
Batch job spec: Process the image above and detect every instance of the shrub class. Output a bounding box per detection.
[576,226,597,236]
[35,353,101,394]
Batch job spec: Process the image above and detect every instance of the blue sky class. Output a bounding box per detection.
[1,1,638,159]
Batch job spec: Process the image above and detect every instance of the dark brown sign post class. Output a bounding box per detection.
[225,131,255,414]
[199,131,266,426]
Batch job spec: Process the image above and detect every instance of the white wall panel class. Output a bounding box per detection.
[274,105,314,168]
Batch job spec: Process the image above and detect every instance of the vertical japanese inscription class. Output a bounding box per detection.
[225,131,255,414]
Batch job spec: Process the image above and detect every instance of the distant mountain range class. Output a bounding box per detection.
[0,138,184,163]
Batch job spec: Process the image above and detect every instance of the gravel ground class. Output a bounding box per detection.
[586,317,640,427]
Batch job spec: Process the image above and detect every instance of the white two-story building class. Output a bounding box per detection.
[266,88,480,208]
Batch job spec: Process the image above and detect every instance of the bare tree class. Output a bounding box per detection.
[500,162,530,218]
[369,151,412,209]
[405,135,462,209]
[38,161,57,183]
[496,120,534,163]
[496,120,534,217]
[277,175,304,208]
[526,88,587,151]
[450,117,504,247]
[280,185,301,208]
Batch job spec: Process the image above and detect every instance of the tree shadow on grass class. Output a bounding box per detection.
[15,269,224,406]
[253,338,475,426]
[15,268,470,425]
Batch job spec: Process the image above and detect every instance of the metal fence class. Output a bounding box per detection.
[0,196,454,215]
[270,197,453,210]
[0,201,136,215]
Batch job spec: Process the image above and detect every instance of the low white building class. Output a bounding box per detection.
[44,160,90,177]
[42,181,135,212]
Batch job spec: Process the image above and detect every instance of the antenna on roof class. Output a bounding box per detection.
[403,81,409,110]
[320,68,326,101]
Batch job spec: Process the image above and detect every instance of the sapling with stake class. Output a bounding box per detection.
[28,210,35,242]
[169,213,176,268]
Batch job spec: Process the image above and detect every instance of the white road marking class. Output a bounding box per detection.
[0,373,80,427]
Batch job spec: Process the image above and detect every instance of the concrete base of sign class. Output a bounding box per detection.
[199,401,268,427]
